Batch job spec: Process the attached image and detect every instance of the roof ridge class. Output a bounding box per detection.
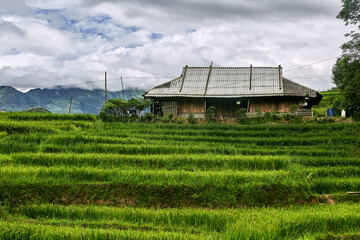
[185,66,281,69]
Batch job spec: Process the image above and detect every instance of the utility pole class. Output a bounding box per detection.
[68,97,72,114]
[105,72,107,103]
[121,76,125,99]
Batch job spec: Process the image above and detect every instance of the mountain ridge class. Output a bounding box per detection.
[0,86,145,114]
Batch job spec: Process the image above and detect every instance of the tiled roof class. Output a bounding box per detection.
[144,66,318,98]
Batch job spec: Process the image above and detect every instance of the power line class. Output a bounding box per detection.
[291,75,332,80]
[2,57,337,98]
[48,76,177,88]
[284,57,338,73]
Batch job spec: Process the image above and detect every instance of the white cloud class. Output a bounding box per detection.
[0,0,349,92]
[0,0,34,16]
[25,0,81,10]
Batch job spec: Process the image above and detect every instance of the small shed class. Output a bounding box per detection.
[143,65,322,118]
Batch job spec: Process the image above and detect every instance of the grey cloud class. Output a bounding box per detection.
[82,0,340,21]
[0,21,26,37]
[0,0,34,16]
[0,0,345,91]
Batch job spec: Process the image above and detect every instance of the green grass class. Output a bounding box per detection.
[313,91,341,117]
[0,113,359,239]
[1,203,360,239]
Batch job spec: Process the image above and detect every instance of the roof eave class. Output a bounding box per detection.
[144,93,310,98]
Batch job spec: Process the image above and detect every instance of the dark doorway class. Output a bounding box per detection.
[206,98,248,117]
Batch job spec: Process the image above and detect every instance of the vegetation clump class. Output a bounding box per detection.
[332,0,360,120]
[205,106,216,123]
[99,98,153,122]
[237,108,247,123]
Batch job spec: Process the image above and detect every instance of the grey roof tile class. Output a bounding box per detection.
[144,66,318,98]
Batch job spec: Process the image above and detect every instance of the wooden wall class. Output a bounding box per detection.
[248,97,300,113]
[177,98,205,114]
[153,96,304,117]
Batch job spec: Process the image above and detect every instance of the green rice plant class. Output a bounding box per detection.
[303,166,360,178]
[4,112,97,122]
[8,152,360,172]
[0,165,294,187]
[9,153,291,171]
[1,116,360,238]
[59,143,356,157]
[0,141,39,154]
[311,177,360,194]
[0,221,205,240]
[3,203,360,239]
[15,204,233,233]
[0,121,55,134]
[291,156,360,167]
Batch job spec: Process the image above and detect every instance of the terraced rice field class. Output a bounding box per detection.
[0,112,360,239]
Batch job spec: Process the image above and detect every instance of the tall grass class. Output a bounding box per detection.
[1,116,360,238]
[1,112,97,121]
[1,203,360,240]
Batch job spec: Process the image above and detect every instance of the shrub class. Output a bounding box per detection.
[315,117,336,124]
[263,112,271,122]
[290,105,298,115]
[270,112,281,121]
[237,108,247,123]
[143,113,156,122]
[187,114,197,124]
[99,98,152,122]
[206,106,216,123]
[254,109,263,123]
[282,113,292,121]
[313,109,326,117]
[175,117,187,124]
[168,113,174,122]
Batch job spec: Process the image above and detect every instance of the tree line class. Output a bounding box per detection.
[333,0,360,120]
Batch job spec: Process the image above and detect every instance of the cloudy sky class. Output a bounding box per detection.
[0,0,350,92]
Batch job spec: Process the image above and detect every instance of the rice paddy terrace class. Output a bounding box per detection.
[0,112,360,239]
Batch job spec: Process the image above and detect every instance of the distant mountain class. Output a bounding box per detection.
[23,107,51,113]
[0,86,145,114]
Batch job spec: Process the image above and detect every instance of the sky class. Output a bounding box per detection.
[0,0,351,92]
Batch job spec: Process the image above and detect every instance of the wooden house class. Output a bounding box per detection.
[143,65,322,118]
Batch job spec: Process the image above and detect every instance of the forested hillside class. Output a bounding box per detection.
[0,86,144,114]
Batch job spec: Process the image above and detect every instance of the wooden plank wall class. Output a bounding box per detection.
[249,97,300,113]
[155,97,305,117]
[177,98,205,114]
[162,101,177,117]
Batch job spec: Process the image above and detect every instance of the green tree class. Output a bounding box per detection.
[333,0,360,120]
[332,57,360,120]
[337,0,360,59]
[133,98,153,114]
[99,98,152,121]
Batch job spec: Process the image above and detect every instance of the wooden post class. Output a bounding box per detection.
[105,72,107,103]
[121,76,125,99]
[204,62,213,96]
[278,65,282,90]
[179,65,188,93]
[247,99,250,113]
[249,64,252,90]
[68,97,72,114]
[204,98,207,114]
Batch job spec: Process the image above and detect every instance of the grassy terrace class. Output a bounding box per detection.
[0,112,360,239]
